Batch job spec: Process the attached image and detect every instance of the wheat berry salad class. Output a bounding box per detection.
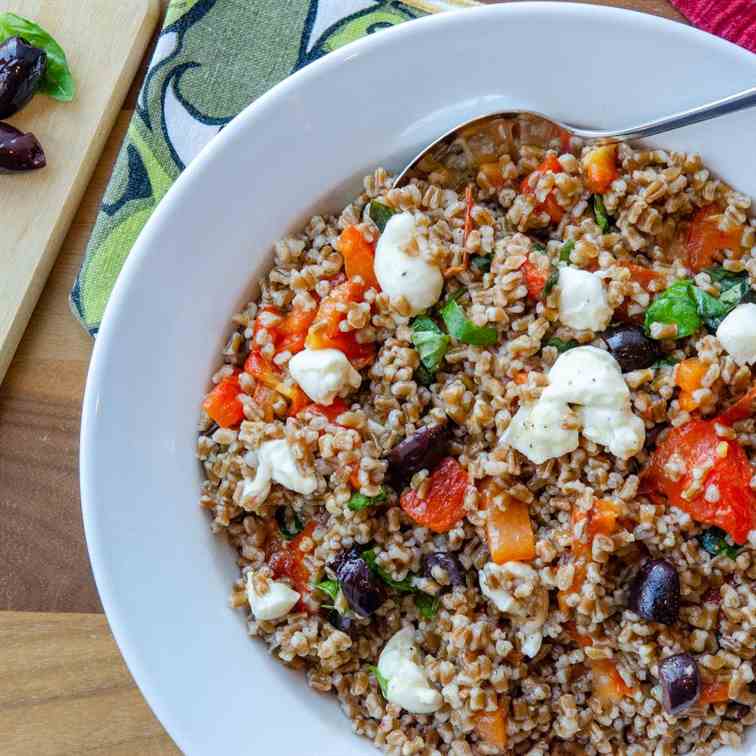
[197,119,756,755]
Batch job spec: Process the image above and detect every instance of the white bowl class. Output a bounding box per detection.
[81,4,756,754]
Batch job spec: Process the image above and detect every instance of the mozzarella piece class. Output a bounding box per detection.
[246,571,300,621]
[377,627,442,714]
[242,438,317,506]
[716,303,756,366]
[288,347,361,405]
[503,346,645,463]
[558,267,612,332]
[374,212,443,314]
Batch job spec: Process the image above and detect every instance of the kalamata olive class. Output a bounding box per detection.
[0,121,46,172]
[658,653,700,715]
[0,37,47,118]
[332,548,385,618]
[327,610,354,635]
[423,552,464,587]
[386,423,448,489]
[603,325,661,372]
[628,559,680,625]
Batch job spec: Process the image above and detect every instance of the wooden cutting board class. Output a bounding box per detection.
[0,0,160,384]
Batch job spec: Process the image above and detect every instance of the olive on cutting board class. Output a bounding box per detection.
[0,121,45,172]
[0,36,47,118]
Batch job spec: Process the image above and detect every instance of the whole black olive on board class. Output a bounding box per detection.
[658,653,700,715]
[604,325,661,372]
[0,37,47,118]
[0,121,46,172]
[423,552,464,587]
[332,548,385,618]
[386,424,448,490]
[628,559,680,625]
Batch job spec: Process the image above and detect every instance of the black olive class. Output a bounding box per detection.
[0,37,47,118]
[628,559,680,625]
[327,609,354,635]
[603,325,661,372]
[0,121,45,173]
[386,424,448,490]
[658,653,700,715]
[423,552,464,587]
[332,548,385,618]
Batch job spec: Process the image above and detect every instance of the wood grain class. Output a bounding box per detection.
[0,0,160,384]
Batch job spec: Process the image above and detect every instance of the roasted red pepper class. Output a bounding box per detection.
[339,225,380,291]
[400,457,468,533]
[520,154,564,223]
[686,204,743,273]
[202,370,244,428]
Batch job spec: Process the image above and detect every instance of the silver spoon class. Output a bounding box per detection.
[395,85,756,187]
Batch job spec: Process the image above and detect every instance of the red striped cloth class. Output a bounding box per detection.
[671,0,756,53]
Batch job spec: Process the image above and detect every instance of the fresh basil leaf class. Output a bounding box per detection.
[692,286,732,333]
[348,486,389,512]
[559,240,575,263]
[532,241,546,252]
[414,592,440,619]
[0,12,75,101]
[704,266,747,288]
[440,298,497,346]
[363,548,416,593]
[315,579,340,602]
[644,280,700,339]
[593,194,611,233]
[719,280,750,309]
[369,201,397,232]
[369,665,390,698]
[471,255,491,273]
[543,266,559,298]
[411,316,450,373]
[546,337,578,353]
[652,355,680,368]
[275,507,304,540]
[698,527,741,559]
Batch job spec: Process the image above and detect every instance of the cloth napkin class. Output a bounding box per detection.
[69,0,477,335]
[70,0,755,335]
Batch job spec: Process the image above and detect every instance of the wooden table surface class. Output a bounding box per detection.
[0,0,686,753]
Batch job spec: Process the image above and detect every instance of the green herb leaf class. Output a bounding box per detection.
[652,355,680,368]
[546,337,578,353]
[411,316,450,374]
[0,13,75,101]
[559,240,575,263]
[275,507,304,540]
[698,527,741,559]
[315,579,340,602]
[543,267,559,298]
[593,195,611,233]
[348,486,389,512]
[369,201,397,232]
[440,298,497,346]
[644,280,701,339]
[414,363,434,387]
[532,241,546,252]
[363,548,416,593]
[692,286,732,333]
[705,266,748,288]
[414,592,440,619]
[471,255,491,273]
[369,665,390,698]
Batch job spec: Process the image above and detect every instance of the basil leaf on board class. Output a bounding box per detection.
[0,13,74,101]
[368,665,390,698]
[440,298,497,346]
[593,194,611,233]
[315,579,340,602]
[471,255,491,273]
[348,486,389,512]
[411,316,450,374]
[546,337,578,353]
[644,280,701,339]
[275,507,304,540]
[559,240,575,263]
[698,527,741,559]
[369,200,397,232]
[542,267,559,298]
[363,548,416,593]
[414,592,440,619]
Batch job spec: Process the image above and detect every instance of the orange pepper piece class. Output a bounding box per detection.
[482,484,536,564]
[276,301,318,355]
[686,204,743,272]
[582,144,618,194]
[339,225,380,291]
[268,521,317,609]
[202,370,244,428]
[699,680,730,705]
[474,702,508,750]
[520,153,564,223]
[591,659,635,704]
[520,259,549,299]
[676,358,709,412]
[400,457,468,533]
[477,161,505,190]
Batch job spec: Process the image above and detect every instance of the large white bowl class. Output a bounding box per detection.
[81,4,756,754]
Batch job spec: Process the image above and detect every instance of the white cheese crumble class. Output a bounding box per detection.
[716,303,756,366]
[246,571,300,621]
[241,438,317,506]
[558,267,612,332]
[503,346,645,463]
[377,626,442,714]
[374,212,443,315]
[288,347,361,405]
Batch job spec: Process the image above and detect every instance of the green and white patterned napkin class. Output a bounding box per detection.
[70,0,478,335]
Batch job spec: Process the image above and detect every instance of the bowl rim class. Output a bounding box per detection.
[80,2,756,751]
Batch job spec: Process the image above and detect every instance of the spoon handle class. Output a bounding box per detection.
[571,85,756,142]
